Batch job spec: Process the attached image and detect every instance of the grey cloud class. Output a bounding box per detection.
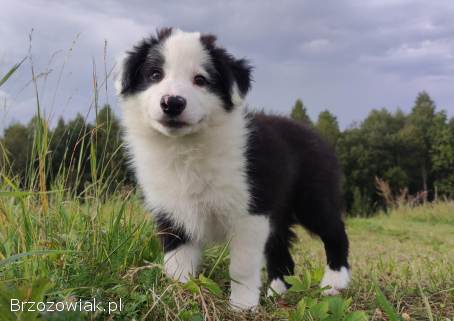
[1,0,454,130]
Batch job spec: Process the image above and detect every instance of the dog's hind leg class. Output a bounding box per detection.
[318,219,350,295]
[296,200,350,295]
[265,225,295,296]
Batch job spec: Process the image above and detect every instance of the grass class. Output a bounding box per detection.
[0,189,453,320]
[294,203,454,320]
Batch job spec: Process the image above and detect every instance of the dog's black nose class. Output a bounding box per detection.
[161,95,186,116]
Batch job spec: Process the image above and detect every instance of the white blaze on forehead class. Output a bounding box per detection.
[161,30,210,80]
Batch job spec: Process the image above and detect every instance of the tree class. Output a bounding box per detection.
[431,112,454,197]
[337,127,372,213]
[290,99,312,125]
[95,105,131,190]
[2,123,31,183]
[49,117,68,182]
[64,113,92,193]
[337,108,410,213]
[406,91,437,197]
[315,110,340,146]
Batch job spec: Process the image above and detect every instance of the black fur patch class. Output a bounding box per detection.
[120,28,172,96]
[154,214,190,253]
[246,113,349,278]
[200,34,252,111]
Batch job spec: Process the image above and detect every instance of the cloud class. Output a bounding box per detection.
[299,39,333,55]
[1,0,454,131]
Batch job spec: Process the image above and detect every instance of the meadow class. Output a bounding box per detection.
[0,187,453,320]
[1,56,453,321]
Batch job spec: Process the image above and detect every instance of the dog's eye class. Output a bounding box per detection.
[149,70,163,82]
[194,75,208,87]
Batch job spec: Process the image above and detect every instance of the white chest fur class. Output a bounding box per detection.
[123,108,251,243]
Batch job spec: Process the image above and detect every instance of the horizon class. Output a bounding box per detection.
[0,89,443,134]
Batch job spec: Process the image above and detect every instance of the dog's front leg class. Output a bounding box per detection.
[229,215,270,311]
[164,242,201,282]
[156,215,201,282]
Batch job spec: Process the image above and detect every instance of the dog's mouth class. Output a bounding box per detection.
[159,119,189,128]
[158,117,205,130]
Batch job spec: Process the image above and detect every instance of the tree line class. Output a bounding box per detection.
[1,91,453,215]
[0,105,133,196]
[291,92,454,215]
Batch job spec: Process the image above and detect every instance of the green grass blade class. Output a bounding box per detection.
[0,250,76,268]
[375,285,401,321]
[0,57,26,87]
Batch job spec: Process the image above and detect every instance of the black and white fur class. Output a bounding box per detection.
[115,28,350,310]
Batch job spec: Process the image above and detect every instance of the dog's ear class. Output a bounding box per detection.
[117,39,151,96]
[201,33,253,98]
[117,29,172,96]
[157,27,173,41]
[200,34,217,48]
[230,58,252,98]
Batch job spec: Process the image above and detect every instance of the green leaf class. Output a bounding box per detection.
[375,286,401,321]
[313,267,325,283]
[184,279,200,294]
[198,274,222,296]
[179,311,192,320]
[179,311,203,321]
[288,311,301,321]
[325,296,350,317]
[309,301,329,320]
[295,298,307,319]
[305,297,318,308]
[284,275,306,293]
[343,311,368,321]
[302,270,312,289]
[189,314,204,321]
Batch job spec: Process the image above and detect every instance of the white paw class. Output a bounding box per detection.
[229,282,260,311]
[267,278,287,297]
[229,297,258,311]
[320,266,350,295]
[164,244,200,283]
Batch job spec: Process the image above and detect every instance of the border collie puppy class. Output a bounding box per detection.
[115,28,350,310]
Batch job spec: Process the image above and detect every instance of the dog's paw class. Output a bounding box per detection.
[320,266,350,296]
[229,285,259,311]
[266,278,288,297]
[164,260,191,283]
[163,245,200,283]
[229,298,258,312]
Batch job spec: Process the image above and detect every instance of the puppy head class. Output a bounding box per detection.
[116,28,252,137]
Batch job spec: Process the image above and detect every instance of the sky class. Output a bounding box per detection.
[1,0,454,131]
